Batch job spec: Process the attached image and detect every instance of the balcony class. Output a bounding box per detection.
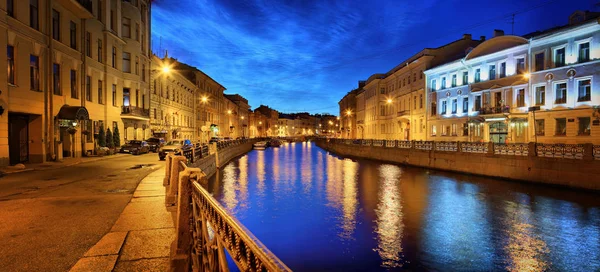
[121,106,150,120]
[55,0,94,18]
[478,105,509,115]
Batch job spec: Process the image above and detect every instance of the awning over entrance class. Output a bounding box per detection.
[509,117,528,122]
[57,105,90,120]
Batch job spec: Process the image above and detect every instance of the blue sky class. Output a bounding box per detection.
[152,0,597,114]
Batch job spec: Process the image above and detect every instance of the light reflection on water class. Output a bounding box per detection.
[207,142,600,271]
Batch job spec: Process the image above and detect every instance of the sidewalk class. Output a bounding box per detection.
[0,154,129,175]
[69,167,175,272]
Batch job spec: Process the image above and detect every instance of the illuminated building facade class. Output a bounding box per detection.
[0,0,151,165]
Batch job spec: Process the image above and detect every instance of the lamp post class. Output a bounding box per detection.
[200,96,208,143]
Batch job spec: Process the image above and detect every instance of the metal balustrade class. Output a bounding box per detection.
[536,143,584,159]
[326,138,599,161]
[434,141,458,152]
[167,139,289,272]
[494,143,529,156]
[460,142,488,153]
[414,141,433,150]
[397,141,412,149]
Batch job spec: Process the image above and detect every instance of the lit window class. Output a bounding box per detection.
[555,118,566,136]
[577,79,591,102]
[578,42,590,62]
[554,47,565,67]
[578,117,591,135]
[554,82,567,104]
[535,86,545,105]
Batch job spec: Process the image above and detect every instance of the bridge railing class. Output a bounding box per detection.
[166,154,290,272]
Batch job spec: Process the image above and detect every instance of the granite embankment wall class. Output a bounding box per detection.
[189,141,255,178]
[315,139,600,191]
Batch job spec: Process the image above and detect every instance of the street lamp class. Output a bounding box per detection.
[387,98,393,104]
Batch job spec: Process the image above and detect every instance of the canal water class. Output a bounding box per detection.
[206,141,600,271]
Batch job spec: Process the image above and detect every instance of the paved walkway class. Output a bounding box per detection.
[0,154,130,175]
[69,168,175,272]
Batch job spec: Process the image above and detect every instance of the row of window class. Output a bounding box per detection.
[431,123,469,137]
[152,80,195,108]
[534,117,592,136]
[7,45,146,95]
[151,109,193,127]
[382,70,425,94]
[533,79,592,105]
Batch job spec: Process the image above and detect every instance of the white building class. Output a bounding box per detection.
[426,11,600,144]
[527,11,600,144]
[426,30,530,143]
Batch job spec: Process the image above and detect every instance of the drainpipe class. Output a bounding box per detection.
[81,18,87,156]
[527,38,536,153]
[47,0,55,161]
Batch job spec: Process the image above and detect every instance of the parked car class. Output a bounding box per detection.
[120,140,150,155]
[146,137,165,152]
[158,139,192,160]
[209,137,224,144]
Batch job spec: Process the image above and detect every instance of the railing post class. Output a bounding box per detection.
[163,154,173,186]
[583,143,594,161]
[487,142,494,155]
[528,142,537,157]
[166,156,187,206]
[170,167,203,272]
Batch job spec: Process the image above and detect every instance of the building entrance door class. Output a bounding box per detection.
[9,114,29,165]
[489,121,508,144]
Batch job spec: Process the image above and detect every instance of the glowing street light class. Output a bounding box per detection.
[201,96,208,103]
[227,110,232,114]
[346,109,352,116]
[241,116,245,120]
[161,65,171,74]
[523,72,531,79]
[386,98,393,104]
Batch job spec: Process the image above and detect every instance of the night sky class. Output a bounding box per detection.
[152,0,597,114]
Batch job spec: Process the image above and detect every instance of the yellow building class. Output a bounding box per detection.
[1,0,151,166]
[353,34,482,140]
[150,54,196,141]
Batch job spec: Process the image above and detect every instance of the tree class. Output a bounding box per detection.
[98,125,106,147]
[113,125,121,147]
[106,128,114,148]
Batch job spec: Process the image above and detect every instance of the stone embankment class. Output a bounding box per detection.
[316,139,600,191]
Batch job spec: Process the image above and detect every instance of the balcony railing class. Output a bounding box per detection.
[121,105,150,118]
[397,110,409,117]
[478,106,509,115]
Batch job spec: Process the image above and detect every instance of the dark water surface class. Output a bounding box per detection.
[207,141,600,271]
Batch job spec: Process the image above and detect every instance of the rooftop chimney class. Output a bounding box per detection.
[480,36,486,41]
[463,34,472,40]
[493,29,505,37]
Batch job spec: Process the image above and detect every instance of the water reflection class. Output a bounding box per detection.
[374,164,404,268]
[207,143,600,272]
[502,195,549,272]
[340,159,358,240]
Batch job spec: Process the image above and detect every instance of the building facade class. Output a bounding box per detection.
[225,94,250,139]
[425,12,600,144]
[150,55,196,141]
[526,11,600,144]
[426,31,530,143]
[352,34,482,141]
[338,89,358,138]
[1,0,151,166]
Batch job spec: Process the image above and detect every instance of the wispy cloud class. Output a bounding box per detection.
[152,0,591,113]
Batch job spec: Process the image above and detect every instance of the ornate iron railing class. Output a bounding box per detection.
[434,141,458,152]
[414,141,433,150]
[385,140,396,147]
[167,139,290,272]
[494,143,529,156]
[121,105,150,118]
[460,142,488,153]
[397,141,412,149]
[189,176,291,272]
[536,143,584,159]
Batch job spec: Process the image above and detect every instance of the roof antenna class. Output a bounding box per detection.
[511,14,515,35]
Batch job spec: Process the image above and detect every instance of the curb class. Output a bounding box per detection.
[1,154,130,176]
